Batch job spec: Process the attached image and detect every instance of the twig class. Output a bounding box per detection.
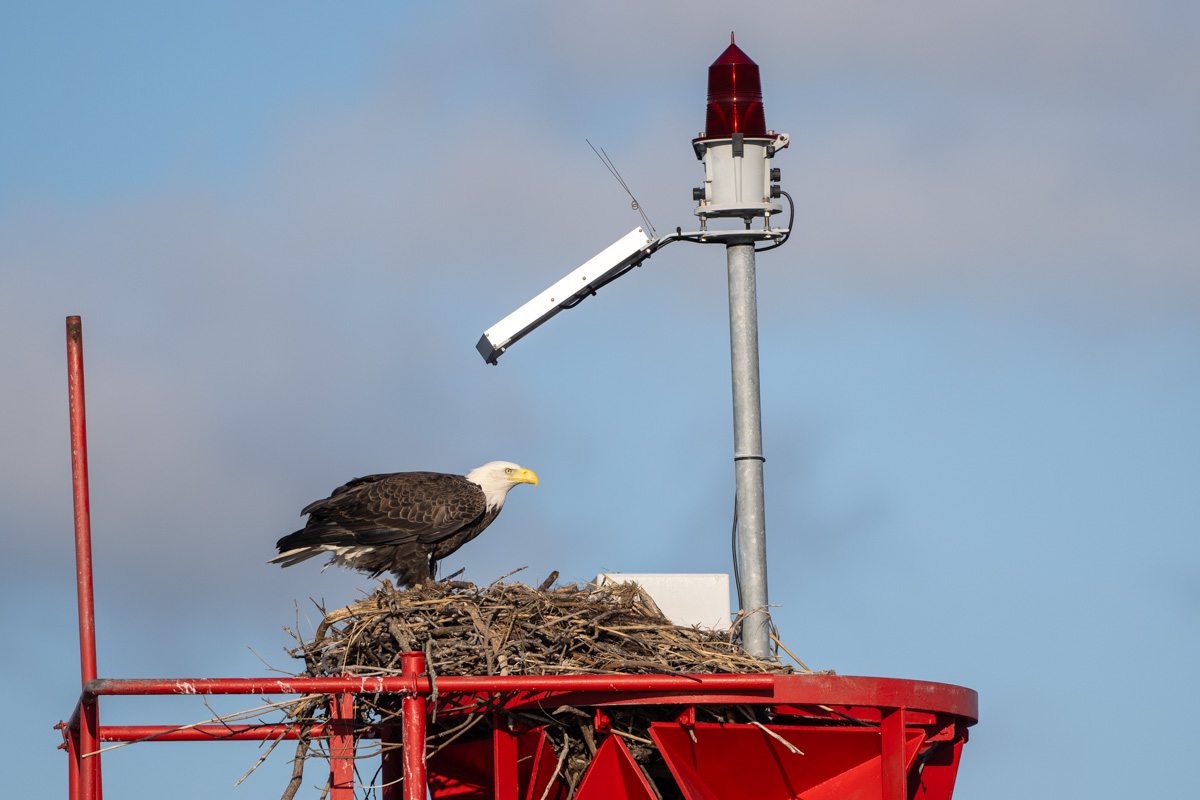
[769,632,813,673]
[538,733,571,800]
[234,725,288,787]
[425,637,439,722]
[248,645,294,676]
[84,698,304,757]
[739,706,804,755]
[610,729,654,746]
[279,727,311,800]
[488,566,529,588]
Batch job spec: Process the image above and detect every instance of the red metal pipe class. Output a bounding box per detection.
[84,673,774,697]
[328,693,355,800]
[79,674,979,722]
[401,653,427,800]
[66,722,80,800]
[66,699,82,733]
[67,317,102,800]
[81,696,100,800]
[66,316,98,689]
[97,724,336,742]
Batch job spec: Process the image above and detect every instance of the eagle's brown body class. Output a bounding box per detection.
[271,462,537,586]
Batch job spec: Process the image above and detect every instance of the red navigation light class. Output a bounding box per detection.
[703,32,767,138]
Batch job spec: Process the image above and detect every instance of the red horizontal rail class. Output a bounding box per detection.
[500,674,978,723]
[771,674,978,722]
[84,673,774,698]
[97,724,337,742]
[73,673,978,733]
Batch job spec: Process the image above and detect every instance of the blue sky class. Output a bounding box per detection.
[2,2,1198,798]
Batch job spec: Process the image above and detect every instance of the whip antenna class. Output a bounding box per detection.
[587,139,656,237]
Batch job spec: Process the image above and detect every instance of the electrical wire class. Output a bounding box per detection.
[731,491,743,612]
[551,188,793,315]
[755,189,794,252]
[558,230,706,311]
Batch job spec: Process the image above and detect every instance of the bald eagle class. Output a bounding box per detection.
[269,461,538,586]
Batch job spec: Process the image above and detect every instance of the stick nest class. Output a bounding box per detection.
[277,574,821,798]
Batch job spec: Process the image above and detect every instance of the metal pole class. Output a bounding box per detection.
[726,242,770,657]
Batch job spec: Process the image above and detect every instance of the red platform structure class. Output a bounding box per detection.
[57,317,977,799]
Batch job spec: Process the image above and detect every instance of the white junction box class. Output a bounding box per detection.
[595,573,731,631]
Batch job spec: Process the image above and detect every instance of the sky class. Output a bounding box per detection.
[2,1,1197,797]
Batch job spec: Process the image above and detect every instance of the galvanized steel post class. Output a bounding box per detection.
[726,242,770,657]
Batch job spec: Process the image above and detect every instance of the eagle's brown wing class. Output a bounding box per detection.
[299,472,487,546]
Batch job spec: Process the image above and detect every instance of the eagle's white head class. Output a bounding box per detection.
[466,461,539,510]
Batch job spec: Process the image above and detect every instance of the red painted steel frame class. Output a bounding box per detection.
[64,671,976,799]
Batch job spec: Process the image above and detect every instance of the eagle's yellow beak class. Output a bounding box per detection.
[513,468,539,487]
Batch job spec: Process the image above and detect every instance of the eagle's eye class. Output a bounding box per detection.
[504,468,514,474]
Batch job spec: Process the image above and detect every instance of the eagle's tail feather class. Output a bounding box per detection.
[271,525,352,568]
[267,547,324,568]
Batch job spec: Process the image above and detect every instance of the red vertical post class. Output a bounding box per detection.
[66,316,101,800]
[66,316,98,684]
[81,699,103,800]
[66,725,80,800]
[881,707,907,800]
[95,740,104,800]
[401,653,428,800]
[329,693,356,800]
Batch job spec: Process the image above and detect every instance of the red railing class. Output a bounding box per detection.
[60,666,976,800]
